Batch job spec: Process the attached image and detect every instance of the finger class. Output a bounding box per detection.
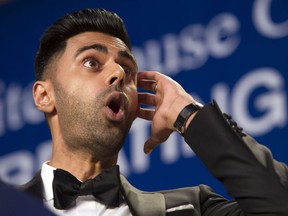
[143,128,173,154]
[137,79,157,92]
[143,138,156,154]
[137,108,155,120]
[138,71,162,81]
[138,93,157,107]
[143,136,164,154]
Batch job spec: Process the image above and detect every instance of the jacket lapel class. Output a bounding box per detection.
[120,175,166,216]
[18,171,44,200]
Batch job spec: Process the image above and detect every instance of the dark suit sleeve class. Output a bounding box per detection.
[184,101,288,216]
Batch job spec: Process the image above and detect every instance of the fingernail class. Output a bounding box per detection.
[144,147,152,154]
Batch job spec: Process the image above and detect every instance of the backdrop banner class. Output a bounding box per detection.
[0,0,287,198]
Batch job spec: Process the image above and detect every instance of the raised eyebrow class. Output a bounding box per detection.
[75,44,108,58]
[118,50,138,69]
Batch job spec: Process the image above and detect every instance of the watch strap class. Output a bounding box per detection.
[173,103,202,136]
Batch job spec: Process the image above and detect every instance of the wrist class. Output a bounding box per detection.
[173,102,203,136]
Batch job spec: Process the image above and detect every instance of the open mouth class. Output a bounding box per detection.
[108,98,121,114]
[106,92,126,119]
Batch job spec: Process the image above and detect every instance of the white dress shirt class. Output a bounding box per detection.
[41,162,132,216]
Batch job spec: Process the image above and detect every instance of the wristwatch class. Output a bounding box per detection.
[173,102,203,136]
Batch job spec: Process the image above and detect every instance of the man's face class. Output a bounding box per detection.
[51,32,138,158]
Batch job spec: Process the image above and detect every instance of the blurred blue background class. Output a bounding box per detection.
[0,0,287,199]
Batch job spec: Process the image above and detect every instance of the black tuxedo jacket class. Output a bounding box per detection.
[20,102,288,216]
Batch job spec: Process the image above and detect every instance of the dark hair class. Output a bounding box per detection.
[34,8,131,81]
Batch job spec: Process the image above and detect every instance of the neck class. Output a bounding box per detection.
[49,142,118,181]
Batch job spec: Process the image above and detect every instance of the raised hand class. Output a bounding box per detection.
[137,71,196,154]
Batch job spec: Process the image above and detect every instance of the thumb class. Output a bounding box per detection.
[143,138,156,154]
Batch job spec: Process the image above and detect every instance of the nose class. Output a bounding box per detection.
[108,65,125,87]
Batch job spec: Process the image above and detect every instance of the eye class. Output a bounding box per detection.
[83,58,100,69]
[122,65,137,82]
[122,65,133,75]
[123,67,130,75]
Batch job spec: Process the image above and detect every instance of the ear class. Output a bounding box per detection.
[33,81,55,113]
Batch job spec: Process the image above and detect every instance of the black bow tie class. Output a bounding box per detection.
[52,165,124,210]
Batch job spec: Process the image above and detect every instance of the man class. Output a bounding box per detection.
[20,8,288,215]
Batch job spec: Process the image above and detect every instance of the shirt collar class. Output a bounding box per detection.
[41,161,56,201]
